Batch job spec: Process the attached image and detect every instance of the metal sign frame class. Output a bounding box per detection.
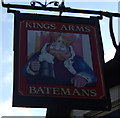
[13,12,111,110]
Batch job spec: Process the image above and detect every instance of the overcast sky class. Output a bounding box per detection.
[0,0,119,117]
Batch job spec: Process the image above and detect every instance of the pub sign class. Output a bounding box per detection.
[13,12,111,110]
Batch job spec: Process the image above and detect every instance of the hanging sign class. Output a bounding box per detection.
[13,12,111,110]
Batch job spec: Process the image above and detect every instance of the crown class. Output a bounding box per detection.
[51,32,75,45]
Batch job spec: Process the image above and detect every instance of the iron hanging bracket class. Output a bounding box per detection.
[1,0,120,18]
[30,0,65,16]
[30,0,46,7]
[109,16,119,51]
[30,0,59,8]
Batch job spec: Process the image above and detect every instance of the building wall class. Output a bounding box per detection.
[71,85,120,118]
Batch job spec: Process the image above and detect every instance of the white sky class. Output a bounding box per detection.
[0,0,119,117]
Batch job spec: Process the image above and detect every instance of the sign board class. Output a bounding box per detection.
[13,12,111,110]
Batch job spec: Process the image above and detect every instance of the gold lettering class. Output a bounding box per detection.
[29,87,37,94]
[36,23,44,29]
[50,24,56,29]
[72,89,81,96]
[43,24,50,29]
[76,26,84,32]
[84,26,90,32]
[44,87,51,94]
[60,88,71,95]
[81,89,90,96]
[26,22,32,28]
[52,88,60,95]
[61,25,68,31]
[29,86,97,97]
[90,89,97,96]
[68,25,75,31]
[37,87,45,94]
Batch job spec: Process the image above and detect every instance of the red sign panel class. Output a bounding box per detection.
[13,13,111,110]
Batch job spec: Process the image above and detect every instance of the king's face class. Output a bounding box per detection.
[47,40,72,61]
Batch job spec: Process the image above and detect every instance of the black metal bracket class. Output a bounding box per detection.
[109,16,119,51]
[1,0,120,17]
[30,0,59,8]
[1,0,120,51]
[30,0,65,16]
